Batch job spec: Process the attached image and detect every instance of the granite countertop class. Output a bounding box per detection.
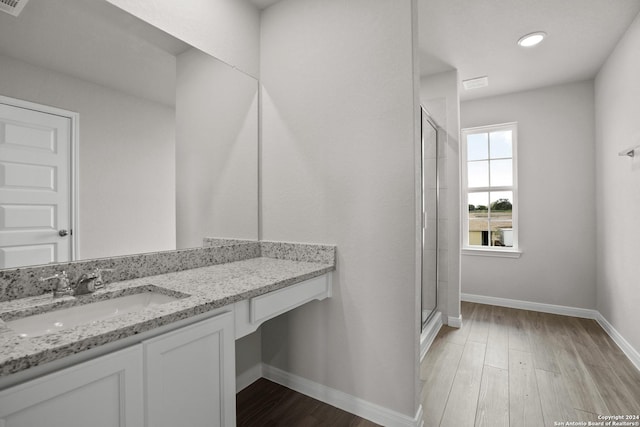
[0,256,334,378]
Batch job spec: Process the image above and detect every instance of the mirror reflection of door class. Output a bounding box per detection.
[0,100,73,268]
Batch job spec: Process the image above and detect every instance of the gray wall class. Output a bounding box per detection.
[259,0,421,417]
[595,12,640,353]
[460,80,597,309]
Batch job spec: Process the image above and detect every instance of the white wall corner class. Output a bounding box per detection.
[421,312,443,361]
[447,315,462,328]
[236,363,263,393]
[461,293,598,319]
[262,364,424,427]
[595,313,640,372]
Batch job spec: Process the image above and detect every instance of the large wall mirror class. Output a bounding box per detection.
[0,0,259,269]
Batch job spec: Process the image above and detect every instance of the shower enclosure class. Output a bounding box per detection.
[421,108,439,327]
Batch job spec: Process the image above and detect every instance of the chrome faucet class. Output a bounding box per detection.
[72,268,113,296]
[40,271,74,298]
[40,268,113,298]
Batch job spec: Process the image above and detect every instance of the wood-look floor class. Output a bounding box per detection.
[236,378,380,427]
[421,301,640,427]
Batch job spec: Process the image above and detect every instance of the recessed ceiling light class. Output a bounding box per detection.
[462,76,489,90]
[518,31,546,47]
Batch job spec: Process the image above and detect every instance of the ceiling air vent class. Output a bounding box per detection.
[462,76,489,91]
[0,0,29,17]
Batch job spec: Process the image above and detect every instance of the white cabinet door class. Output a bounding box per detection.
[0,345,143,427]
[144,311,235,427]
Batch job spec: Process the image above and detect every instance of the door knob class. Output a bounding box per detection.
[58,229,69,237]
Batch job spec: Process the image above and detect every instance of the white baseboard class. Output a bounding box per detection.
[415,404,424,427]
[262,364,423,427]
[461,293,598,319]
[421,312,443,361]
[595,312,640,371]
[461,293,640,372]
[236,363,263,392]
[447,315,462,328]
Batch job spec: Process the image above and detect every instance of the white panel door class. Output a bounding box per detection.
[0,345,144,427]
[144,312,236,427]
[0,103,72,268]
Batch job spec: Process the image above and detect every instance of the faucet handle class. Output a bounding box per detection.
[41,271,73,298]
[92,268,113,290]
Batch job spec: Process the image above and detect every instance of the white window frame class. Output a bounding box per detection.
[461,122,521,258]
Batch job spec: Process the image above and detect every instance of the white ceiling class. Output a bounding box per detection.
[418,0,640,100]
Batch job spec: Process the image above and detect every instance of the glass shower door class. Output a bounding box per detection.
[421,108,438,327]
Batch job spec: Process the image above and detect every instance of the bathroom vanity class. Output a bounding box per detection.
[0,242,335,427]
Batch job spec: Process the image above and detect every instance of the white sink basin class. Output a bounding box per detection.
[6,292,179,338]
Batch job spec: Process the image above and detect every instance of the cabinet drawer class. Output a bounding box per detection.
[235,274,331,339]
[251,274,330,323]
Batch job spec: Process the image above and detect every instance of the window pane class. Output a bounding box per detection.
[490,220,513,247]
[468,192,488,211]
[468,192,488,246]
[469,226,489,246]
[490,130,512,159]
[489,190,512,247]
[489,191,513,219]
[490,159,512,186]
[467,133,488,161]
[468,161,489,188]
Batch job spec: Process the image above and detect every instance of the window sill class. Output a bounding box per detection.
[462,248,522,259]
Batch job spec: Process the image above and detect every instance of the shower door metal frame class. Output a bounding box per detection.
[421,107,439,329]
